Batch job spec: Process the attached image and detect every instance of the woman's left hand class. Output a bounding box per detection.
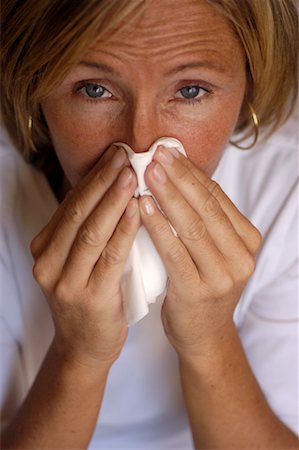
[139,145,262,360]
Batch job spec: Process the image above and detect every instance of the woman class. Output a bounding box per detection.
[0,0,298,448]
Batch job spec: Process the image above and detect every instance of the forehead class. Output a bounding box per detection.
[82,0,245,81]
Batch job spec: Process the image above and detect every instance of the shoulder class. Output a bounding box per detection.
[0,129,27,341]
[0,127,57,340]
[213,110,298,324]
[0,126,58,275]
[214,107,298,234]
[0,126,58,240]
[0,129,21,210]
[0,125,58,290]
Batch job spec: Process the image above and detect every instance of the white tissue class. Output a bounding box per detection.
[114,137,187,326]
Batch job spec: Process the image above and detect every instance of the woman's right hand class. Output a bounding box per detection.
[30,145,139,369]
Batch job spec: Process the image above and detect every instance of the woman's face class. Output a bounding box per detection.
[42,0,247,188]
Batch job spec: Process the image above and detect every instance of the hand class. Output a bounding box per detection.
[31,145,139,368]
[139,145,262,359]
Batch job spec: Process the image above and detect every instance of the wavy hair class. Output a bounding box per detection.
[1,0,298,173]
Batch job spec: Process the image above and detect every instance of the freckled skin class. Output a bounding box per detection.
[42,0,246,190]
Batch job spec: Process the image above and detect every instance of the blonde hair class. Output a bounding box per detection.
[1,0,298,172]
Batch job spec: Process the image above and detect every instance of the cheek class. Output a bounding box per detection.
[172,108,238,177]
[161,80,245,176]
[42,83,244,185]
[42,101,119,185]
[189,120,233,175]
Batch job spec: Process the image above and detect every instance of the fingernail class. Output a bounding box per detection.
[125,198,138,218]
[141,197,155,216]
[152,163,167,184]
[156,146,174,165]
[117,167,133,188]
[112,148,127,169]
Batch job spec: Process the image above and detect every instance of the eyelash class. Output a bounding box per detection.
[74,81,212,105]
[176,85,211,105]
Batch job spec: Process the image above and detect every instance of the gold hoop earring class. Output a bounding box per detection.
[230,102,259,150]
[28,115,33,132]
[28,115,37,151]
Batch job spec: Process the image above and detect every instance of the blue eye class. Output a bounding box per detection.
[80,83,112,99]
[179,85,202,99]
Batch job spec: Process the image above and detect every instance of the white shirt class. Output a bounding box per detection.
[0,110,298,448]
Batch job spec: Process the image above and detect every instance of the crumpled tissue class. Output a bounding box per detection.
[114,137,187,326]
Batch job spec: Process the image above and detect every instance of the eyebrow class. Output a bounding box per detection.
[79,61,122,77]
[164,61,230,76]
[79,59,231,77]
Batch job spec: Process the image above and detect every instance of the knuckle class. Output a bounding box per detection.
[117,219,135,238]
[78,222,103,248]
[215,274,234,296]
[175,164,190,182]
[252,227,263,253]
[240,253,256,279]
[101,185,124,214]
[203,193,221,218]
[30,235,42,259]
[101,245,123,268]
[65,198,85,225]
[105,186,120,207]
[151,220,171,237]
[180,268,196,284]
[166,242,188,264]
[94,167,110,190]
[64,188,75,203]
[53,279,71,303]
[182,217,207,241]
[32,260,51,290]
[32,260,43,282]
[207,179,222,199]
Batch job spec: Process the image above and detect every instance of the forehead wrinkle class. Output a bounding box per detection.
[129,3,237,44]
[94,34,235,61]
[86,48,133,67]
[93,22,239,66]
[86,2,243,78]
[92,3,237,54]
[98,26,234,54]
[140,38,233,61]
[88,43,236,79]
[133,0,229,33]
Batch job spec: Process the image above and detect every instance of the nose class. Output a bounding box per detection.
[124,100,162,153]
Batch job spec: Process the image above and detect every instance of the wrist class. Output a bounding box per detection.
[177,322,239,374]
[50,336,113,378]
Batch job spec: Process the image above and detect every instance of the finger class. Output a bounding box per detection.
[155,146,262,255]
[139,196,200,298]
[143,167,231,284]
[155,148,262,259]
[59,168,137,289]
[31,144,128,259]
[89,197,140,299]
[32,149,131,290]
